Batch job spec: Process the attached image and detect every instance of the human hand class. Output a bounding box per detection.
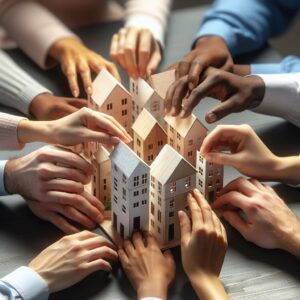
[18,107,132,146]
[4,146,104,226]
[179,189,228,299]
[48,37,120,97]
[213,178,300,257]
[165,67,265,120]
[118,232,175,300]
[29,93,87,121]
[29,231,118,292]
[110,27,161,79]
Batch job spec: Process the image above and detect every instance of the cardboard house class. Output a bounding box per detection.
[164,114,207,167]
[149,144,196,248]
[196,151,224,202]
[87,68,133,155]
[91,146,111,216]
[110,142,150,239]
[132,108,167,165]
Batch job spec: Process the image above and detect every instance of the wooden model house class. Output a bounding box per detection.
[164,114,207,167]
[149,144,196,248]
[110,142,150,239]
[91,146,111,215]
[132,108,167,165]
[196,151,224,202]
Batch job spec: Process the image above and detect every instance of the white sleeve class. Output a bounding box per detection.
[124,0,172,48]
[1,266,49,300]
[252,73,300,127]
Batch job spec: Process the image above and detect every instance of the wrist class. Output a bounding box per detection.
[273,156,300,185]
[4,159,18,195]
[29,93,53,120]
[195,35,229,50]
[279,221,300,257]
[137,281,168,300]
[246,75,265,109]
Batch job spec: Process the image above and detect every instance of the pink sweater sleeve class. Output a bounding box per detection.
[0,0,78,69]
[125,0,172,48]
[0,113,26,150]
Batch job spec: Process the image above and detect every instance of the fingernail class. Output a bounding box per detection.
[179,110,186,118]
[111,137,121,144]
[87,86,92,95]
[170,107,177,116]
[188,82,194,91]
[187,193,192,199]
[206,113,217,123]
[73,89,79,97]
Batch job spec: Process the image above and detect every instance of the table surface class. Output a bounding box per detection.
[0,6,300,300]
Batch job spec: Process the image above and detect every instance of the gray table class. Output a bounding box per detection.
[1,6,300,300]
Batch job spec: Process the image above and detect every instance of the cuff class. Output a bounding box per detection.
[141,298,162,300]
[0,113,27,150]
[125,16,165,48]
[194,19,236,53]
[1,266,49,300]
[251,64,285,74]
[0,160,8,196]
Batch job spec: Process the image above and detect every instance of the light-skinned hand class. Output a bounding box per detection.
[48,37,120,97]
[4,146,104,227]
[213,178,300,257]
[29,231,118,292]
[110,27,162,79]
[118,232,175,300]
[179,189,228,299]
[18,107,132,146]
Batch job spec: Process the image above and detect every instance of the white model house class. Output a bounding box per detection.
[149,144,196,247]
[196,151,224,202]
[110,142,150,239]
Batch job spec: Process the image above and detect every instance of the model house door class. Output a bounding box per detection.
[113,213,117,230]
[120,223,124,239]
[133,216,140,230]
[168,223,174,241]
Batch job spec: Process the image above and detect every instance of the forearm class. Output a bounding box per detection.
[273,156,300,186]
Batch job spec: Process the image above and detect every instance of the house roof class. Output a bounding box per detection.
[132,108,164,140]
[130,78,155,107]
[149,69,176,99]
[92,69,129,106]
[164,114,207,138]
[110,141,148,177]
[94,146,110,163]
[150,145,195,184]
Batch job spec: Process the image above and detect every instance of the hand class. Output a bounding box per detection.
[165,67,265,121]
[118,232,175,300]
[29,93,87,121]
[213,178,300,257]
[110,27,162,79]
[172,36,233,89]
[48,37,120,97]
[18,107,132,146]
[4,146,104,226]
[179,189,228,299]
[29,231,118,293]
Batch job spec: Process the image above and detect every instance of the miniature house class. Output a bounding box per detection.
[132,108,167,165]
[87,68,133,154]
[110,142,150,239]
[149,144,196,247]
[91,146,111,215]
[196,151,224,202]
[130,77,165,128]
[164,114,207,167]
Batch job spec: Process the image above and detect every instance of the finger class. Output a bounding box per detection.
[123,239,135,257]
[163,249,175,265]
[212,190,250,211]
[170,77,190,117]
[248,178,265,190]
[219,177,258,198]
[118,248,129,266]
[193,189,213,225]
[81,235,116,250]
[124,28,139,78]
[145,231,158,248]
[204,152,236,168]
[187,193,203,230]
[138,29,152,77]
[188,58,206,90]
[177,55,193,79]
[77,59,92,96]
[85,246,118,262]
[165,79,179,114]
[61,59,79,97]
[212,211,222,236]
[84,259,112,273]
[223,210,249,238]
[132,231,145,249]
[178,210,191,245]
[116,28,128,70]
[110,33,119,62]
[106,62,121,82]
[83,131,120,145]
[83,190,105,212]
[74,230,98,240]
[146,43,161,77]
[45,179,84,194]
[101,113,131,140]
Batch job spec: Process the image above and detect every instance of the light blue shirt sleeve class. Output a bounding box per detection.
[251,56,300,74]
[0,267,49,300]
[195,0,296,55]
[0,160,8,196]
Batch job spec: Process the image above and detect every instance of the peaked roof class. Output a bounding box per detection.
[150,145,195,184]
[164,114,207,137]
[94,146,110,163]
[130,78,155,107]
[92,69,129,106]
[132,108,165,140]
[110,141,148,177]
[149,69,176,99]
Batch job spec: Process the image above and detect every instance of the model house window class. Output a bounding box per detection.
[216,179,221,185]
[199,156,204,163]
[142,200,147,205]
[134,176,139,187]
[113,213,117,230]
[151,202,155,215]
[170,126,174,133]
[158,196,162,206]
[136,105,140,115]
[122,109,127,116]
[137,138,141,146]
[148,144,153,150]
[185,177,191,188]
[208,182,213,188]
[158,210,161,222]
[132,82,135,93]
[151,176,155,188]
[132,100,135,110]
[188,139,193,146]
[122,188,126,200]
[208,171,213,177]
[134,190,139,197]
[142,174,148,184]
[133,202,139,208]
[122,98,127,105]
[158,182,162,194]
[177,132,181,140]
[93,188,96,196]
[113,195,118,204]
[177,145,181,152]
[114,164,118,172]
[158,140,164,146]
[142,188,147,194]
[151,100,159,112]
[150,191,155,197]
[120,223,124,239]
[197,137,202,145]
[188,151,193,157]
[133,216,140,230]
[198,179,203,187]
[169,211,174,218]
[122,205,126,213]
[93,175,96,183]
[170,198,174,208]
[208,191,215,202]
[198,167,203,175]
[148,154,154,161]
[103,179,106,191]
[170,181,176,193]
[216,169,221,175]
[113,177,118,191]
[107,103,113,110]
[122,174,127,184]
[170,138,174,146]
[151,219,154,227]
[209,162,214,166]
[137,151,141,157]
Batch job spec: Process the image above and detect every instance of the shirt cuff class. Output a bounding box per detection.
[141,298,162,300]
[0,160,8,196]
[250,64,285,74]
[125,16,165,48]
[1,266,49,300]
